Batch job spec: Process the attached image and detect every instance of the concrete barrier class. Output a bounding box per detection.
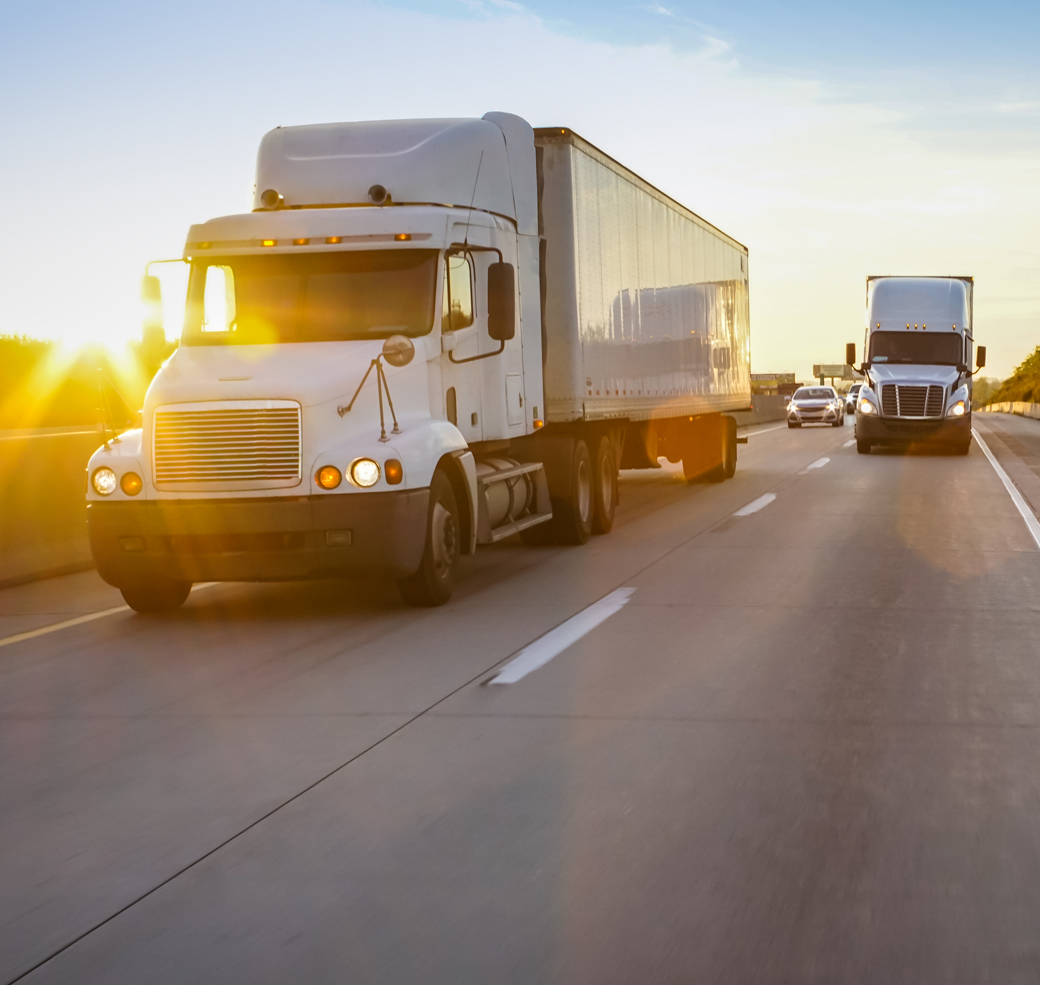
[981,402,1040,420]
[732,395,789,427]
[0,427,105,588]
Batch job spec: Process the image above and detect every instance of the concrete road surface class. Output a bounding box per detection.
[5,418,1040,984]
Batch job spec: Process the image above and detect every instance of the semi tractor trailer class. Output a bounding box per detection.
[86,113,751,611]
[848,275,984,455]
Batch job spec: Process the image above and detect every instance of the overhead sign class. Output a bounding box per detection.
[751,372,796,383]
[813,364,855,380]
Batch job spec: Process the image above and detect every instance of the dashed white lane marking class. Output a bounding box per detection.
[843,439,856,448]
[799,456,831,474]
[973,428,1040,550]
[0,583,218,651]
[733,493,777,516]
[487,587,637,685]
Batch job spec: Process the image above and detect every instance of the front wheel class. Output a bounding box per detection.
[120,576,192,614]
[398,469,459,606]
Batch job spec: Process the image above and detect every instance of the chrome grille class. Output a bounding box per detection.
[880,384,945,418]
[154,406,301,484]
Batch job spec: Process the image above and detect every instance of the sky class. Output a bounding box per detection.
[2,0,1038,381]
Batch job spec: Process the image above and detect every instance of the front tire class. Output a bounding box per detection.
[398,469,459,606]
[120,576,192,614]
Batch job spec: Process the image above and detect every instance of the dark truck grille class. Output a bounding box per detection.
[153,405,301,484]
[880,385,944,418]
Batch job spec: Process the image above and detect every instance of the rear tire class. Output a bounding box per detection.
[591,435,617,534]
[120,576,192,614]
[856,438,872,454]
[704,417,735,483]
[398,469,459,606]
[520,439,594,546]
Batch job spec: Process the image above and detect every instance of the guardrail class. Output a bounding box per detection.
[981,402,1040,420]
[0,426,105,588]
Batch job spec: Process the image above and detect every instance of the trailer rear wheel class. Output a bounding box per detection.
[592,436,617,534]
[704,418,735,483]
[398,469,459,606]
[120,576,192,614]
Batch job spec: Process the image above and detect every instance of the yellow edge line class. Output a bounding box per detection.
[0,583,219,650]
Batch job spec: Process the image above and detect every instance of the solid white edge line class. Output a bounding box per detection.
[805,457,830,470]
[742,424,787,436]
[972,427,1040,550]
[733,493,776,517]
[0,582,220,651]
[488,587,637,685]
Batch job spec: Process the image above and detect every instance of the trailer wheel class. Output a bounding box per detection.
[120,576,192,614]
[592,435,617,534]
[398,469,459,606]
[723,416,737,479]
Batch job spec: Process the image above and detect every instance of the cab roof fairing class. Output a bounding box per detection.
[866,277,972,333]
[251,113,538,237]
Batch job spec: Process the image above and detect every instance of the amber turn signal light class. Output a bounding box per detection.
[120,472,143,496]
[316,465,342,489]
[385,459,403,485]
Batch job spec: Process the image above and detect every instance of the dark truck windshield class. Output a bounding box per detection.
[869,331,962,365]
[183,250,438,345]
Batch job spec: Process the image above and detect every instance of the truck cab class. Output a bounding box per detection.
[849,276,984,454]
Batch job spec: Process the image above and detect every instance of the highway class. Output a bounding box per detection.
[5,415,1040,983]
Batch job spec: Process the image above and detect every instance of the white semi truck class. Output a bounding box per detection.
[87,114,751,611]
[848,276,985,455]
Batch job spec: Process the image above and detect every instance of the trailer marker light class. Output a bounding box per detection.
[349,458,380,488]
[261,239,276,247]
[293,238,309,246]
[384,459,403,484]
[533,419,544,429]
[326,236,342,244]
[395,233,411,241]
[316,465,342,490]
[119,536,146,553]
[120,472,143,496]
[198,242,212,249]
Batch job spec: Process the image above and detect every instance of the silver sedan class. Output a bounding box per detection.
[787,386,845,428]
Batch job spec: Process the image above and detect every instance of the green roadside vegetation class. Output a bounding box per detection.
[0,335,176,431]
[982,345,1040,406]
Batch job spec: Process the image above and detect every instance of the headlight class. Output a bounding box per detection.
[120,472,142,496]
[858,398,876,415]
[316,465,342,489]
[91,467,117,495]
[349,458,380,488]
[948,400,967,417]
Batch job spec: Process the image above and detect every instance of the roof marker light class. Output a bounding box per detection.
[293,238,309,246]
[395,233,411,241]
[198,242,212,249]
[326,236,342,244]
[261,239,276,247]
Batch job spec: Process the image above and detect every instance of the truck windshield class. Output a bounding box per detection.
[869,332,962,365]
[182,250,438,345]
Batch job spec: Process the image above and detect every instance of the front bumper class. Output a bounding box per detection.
[855,412,970,445]
[789,407,840,424]
[87,491,429,587]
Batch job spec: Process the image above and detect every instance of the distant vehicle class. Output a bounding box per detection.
[787,386,844,428]
[844,383,862,414]
[848,276,984,455]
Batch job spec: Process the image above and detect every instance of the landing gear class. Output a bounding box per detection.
[120,576,192,614]
[398,469,459,606]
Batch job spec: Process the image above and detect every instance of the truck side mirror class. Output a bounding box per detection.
[141,274,165,350]
[976,345,986,369]
[487,262,516,342]
[846,342,856,366]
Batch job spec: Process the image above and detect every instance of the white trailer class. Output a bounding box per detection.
[847,276,985,454]
[86,114,751,611]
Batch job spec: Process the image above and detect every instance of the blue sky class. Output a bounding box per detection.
[2,0,1037,379]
